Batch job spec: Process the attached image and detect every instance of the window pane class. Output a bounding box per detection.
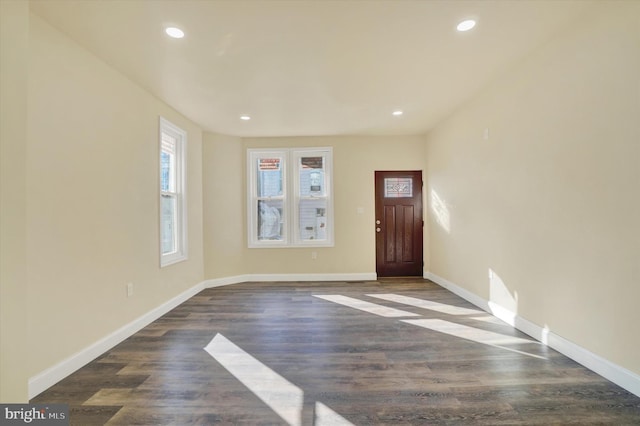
[257,157,283,197]
[384,177,412,198]
[160,151,175,192]
[159,117,187,266]
[258,199,284,240]
[299,156,325,197]
[299,198,327,241]
[161,195,177,254]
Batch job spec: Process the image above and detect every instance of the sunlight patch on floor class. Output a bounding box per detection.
[468,315,507,325]
[313,294,420,317]
[402,318,546,360]
[204,333,303,425]
[204,333,354,426]
[315,402,353,425]
[315,294,546,360]
[367,293,483,315]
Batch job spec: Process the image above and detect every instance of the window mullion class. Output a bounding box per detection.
[248,147,332,248]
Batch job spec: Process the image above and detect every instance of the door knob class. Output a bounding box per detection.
[376,227,381,232]
[376,220,381,224]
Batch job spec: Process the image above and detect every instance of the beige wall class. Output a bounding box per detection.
[0,0,29,402]
[203,133,245,278]
[426,4,640,374]
[26,14,204,378]
[203,135,428,278]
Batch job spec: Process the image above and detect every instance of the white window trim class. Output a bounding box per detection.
[159,117,188,267]
[247,147,334,248]
[247,149,289,248]
[291,147,334,247]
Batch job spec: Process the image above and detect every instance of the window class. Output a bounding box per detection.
[159,117,187,266]
[248,148,333,248]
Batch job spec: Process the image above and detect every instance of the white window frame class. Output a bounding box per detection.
[291,148,333,246]
[247,147,334,248]
[247,149,289,247]
[159,117,188,267]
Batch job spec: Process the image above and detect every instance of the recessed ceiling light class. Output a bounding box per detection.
[457,19,476,32]
[240,115,251,121]
[392,110,403,116]
[165,27,185,39]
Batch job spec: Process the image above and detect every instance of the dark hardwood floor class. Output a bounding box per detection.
[32,279,640,425]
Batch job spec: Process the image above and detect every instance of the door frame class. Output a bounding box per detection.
[375,170,424,277]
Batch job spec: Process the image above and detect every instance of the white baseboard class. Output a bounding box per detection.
[28,281,205,399]
[29,272,376,398]
[425,271,490,312]
[203,274,253,288]
[426,271,640,398]
[204,272,377,288]
[38,271,639,400]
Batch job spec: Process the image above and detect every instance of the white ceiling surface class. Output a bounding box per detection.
[30,0,596,137]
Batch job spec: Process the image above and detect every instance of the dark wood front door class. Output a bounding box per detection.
[375,171,423,277]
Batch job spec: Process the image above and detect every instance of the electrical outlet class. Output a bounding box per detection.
[127,282,134,297]
[311,251,317,260]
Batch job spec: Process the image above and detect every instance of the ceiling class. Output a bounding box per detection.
[30,0,597,137]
